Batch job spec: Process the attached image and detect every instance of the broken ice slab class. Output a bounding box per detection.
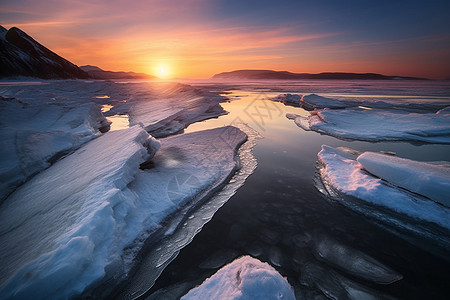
[357,152,450,207]
[313,236,402,284]
[288,107,450,144]
[300,262,397,300]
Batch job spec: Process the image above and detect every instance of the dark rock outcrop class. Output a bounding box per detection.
[0,26,89,79]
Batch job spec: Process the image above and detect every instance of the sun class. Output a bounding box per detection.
[154,63,171,79]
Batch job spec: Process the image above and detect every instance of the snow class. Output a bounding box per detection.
[357,152,450,207]
[317,145,450,234]
[181,256,295,300]
[0,125,247,299]
[288,107,450,143]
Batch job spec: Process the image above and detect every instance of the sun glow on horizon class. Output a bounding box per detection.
[154,63,171,79]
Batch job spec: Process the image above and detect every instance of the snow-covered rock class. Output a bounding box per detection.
[181,256,295,300]
[0,96,110,202]
[0,125,247,299]
[288,107,450,143]
[316,145,450,242]
[357,152,450,207]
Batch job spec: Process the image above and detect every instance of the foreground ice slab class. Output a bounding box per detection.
[0,126,158,299]
[316,145,450,250]
[0,96,110,202]
[0,125,247,299]
[181,256,295,300]
[288,107,450,144]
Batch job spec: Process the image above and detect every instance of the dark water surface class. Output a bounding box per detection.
[143,85,450,300]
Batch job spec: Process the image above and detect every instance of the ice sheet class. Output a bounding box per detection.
[181,256,295,300]
[288,107,450,143]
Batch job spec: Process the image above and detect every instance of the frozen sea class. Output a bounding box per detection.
[1,79,449,299]
[141,80,450,300]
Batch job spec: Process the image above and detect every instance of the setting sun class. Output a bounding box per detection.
[154,63,171,79]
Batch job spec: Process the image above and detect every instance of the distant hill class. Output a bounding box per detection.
[80,65,156,80]
[0,25,89,79]
[212,70,426,80]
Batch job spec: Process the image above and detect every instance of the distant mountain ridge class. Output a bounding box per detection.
[80,65,156,80]
[212,69,426,80]
[0,25,89,79]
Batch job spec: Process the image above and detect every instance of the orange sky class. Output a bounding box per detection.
[1,0,450,79]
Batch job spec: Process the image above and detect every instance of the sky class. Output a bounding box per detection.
[1,0,450,79]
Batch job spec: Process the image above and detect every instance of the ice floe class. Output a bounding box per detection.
[0,125,247,299]
[288,107,450,143]
[0,96,110,202]
[316,145,450,250]
[357,152,450,207]
[181,256,295,300]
